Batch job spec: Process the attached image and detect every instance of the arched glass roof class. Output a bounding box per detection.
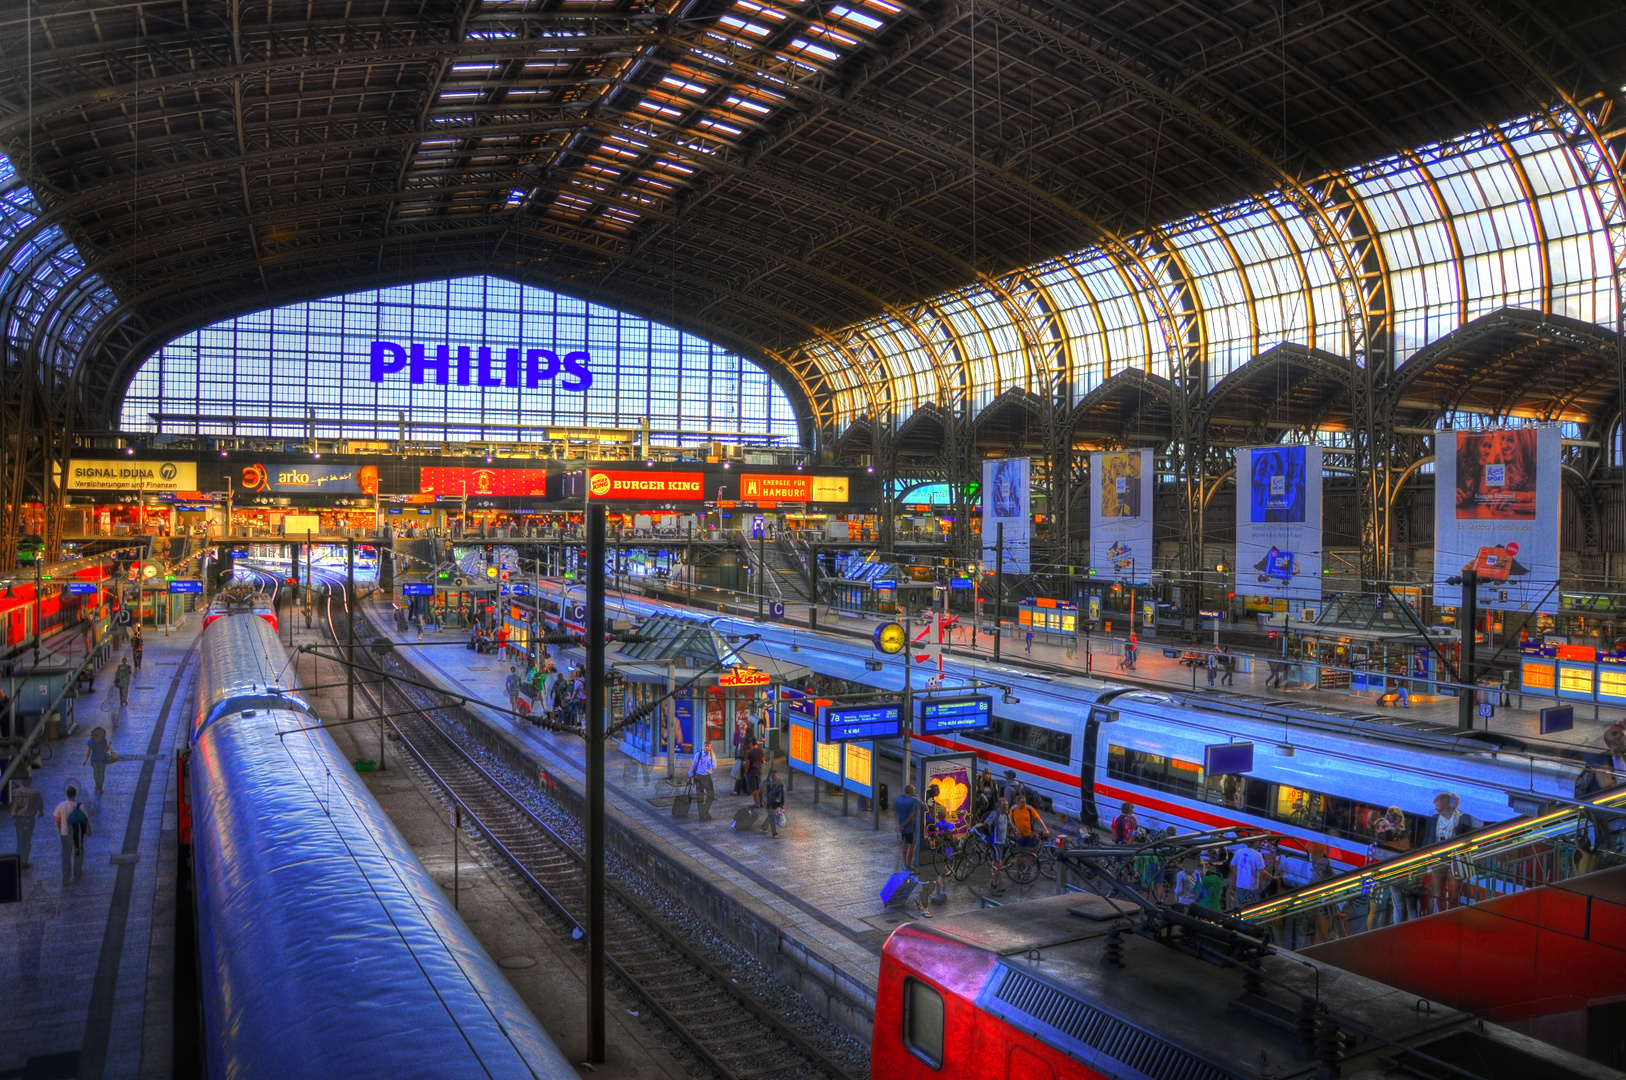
[0,155,120,380]
[799,107,1623,430]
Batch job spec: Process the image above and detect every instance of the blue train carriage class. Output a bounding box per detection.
[187,612,576,1078]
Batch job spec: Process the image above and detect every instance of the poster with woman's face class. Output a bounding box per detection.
[991,460,1023,518]
[1454,429,1537,520]
[1098,452,1142,518]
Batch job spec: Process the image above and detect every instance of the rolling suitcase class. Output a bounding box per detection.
[881,871,918,908]
[672,783,694,819]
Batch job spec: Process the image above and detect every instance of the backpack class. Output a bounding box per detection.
[1111,813,1137,843]
[68,803,90,837]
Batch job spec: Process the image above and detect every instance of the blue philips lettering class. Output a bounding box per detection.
[370,340,407,382]
[527,349,561,387]
[477,347,504,387]
[561,350,593,391]
[410,343,448,385]
[379,341,588,392]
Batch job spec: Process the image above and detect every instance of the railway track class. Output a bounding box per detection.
[295,570,860,1080]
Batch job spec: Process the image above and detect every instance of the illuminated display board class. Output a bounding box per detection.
[821,704,902,742]
[738,474,849,503]
[421,467,550,497]
[918,695,993,734]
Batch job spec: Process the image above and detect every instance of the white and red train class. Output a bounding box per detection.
[523,584,1582,882]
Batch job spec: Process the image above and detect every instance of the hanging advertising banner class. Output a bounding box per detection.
[1234,445,1322,604]
[239,463,378,495]
[1089,449,1153,583]
[738,474,850,503]
[66,460,198,493]
[1433,427,1560,613]
[587,470,705,501]
[420,466,550,498]
[980,457,1030,573]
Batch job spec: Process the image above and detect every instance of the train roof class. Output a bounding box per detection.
[894,894,1616,1080]
[194,611,304,735]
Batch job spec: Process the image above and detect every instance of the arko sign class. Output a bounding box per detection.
[369,340,592,391]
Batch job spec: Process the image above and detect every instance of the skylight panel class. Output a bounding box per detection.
[697,117,745,137]
[451,63,500,73]
[805,24,859,47]
[829,5,885,30]
[787,39,841,62]
[718,15,773,37]
[660,76,713,96]
[734,0,788,20]
[726,95,773,115]
[637,100,685,119]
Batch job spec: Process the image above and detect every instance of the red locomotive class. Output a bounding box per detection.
[874,892,1609,1080]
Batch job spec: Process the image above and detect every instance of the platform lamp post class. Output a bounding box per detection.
[1448,570,1479,731]
[347,538,356,730]
[757,529,766,620]
[992,522,1003,662]
[584,505,608,1064]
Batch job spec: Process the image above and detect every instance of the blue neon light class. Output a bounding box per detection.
[369,340,592,391]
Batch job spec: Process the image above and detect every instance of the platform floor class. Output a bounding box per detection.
[0,625,194,1080]
[367,600,1077,1001]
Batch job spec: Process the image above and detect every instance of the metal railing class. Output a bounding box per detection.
[1239,785,1626,943]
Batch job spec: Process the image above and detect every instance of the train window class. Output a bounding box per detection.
[903,977,944,1069]
[1107,745,1203,799]
[965,717,1071,764]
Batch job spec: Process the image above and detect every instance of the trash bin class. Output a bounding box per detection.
[43,712,61,741]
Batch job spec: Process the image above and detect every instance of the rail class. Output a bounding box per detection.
[302,569,861,1080]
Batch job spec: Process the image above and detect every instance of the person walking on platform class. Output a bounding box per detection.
[761,770,785,838]
[53,785,90,886]
[894,784,921,872]
[83,727,115,796]
[1206,648,1219,687]
[113,659,133,708]
[689,742,717,821]
[504,666,520,713]
[1024,628,1033,653]
[131,630,144,672]
[10,769,43,875]
[1219,647,1235,686]
[744,738,766,805]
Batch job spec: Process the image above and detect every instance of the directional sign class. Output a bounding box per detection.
[821,704,902,743]
[918,694,993,734]
[66,582,100,595]
[401,582,435,597]
[1203,742,1255,776]
[168,580,204,594]
[949,578,973,590]
[874,579,897,591]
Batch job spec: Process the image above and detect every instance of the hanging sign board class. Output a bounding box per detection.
[917,695,993,734]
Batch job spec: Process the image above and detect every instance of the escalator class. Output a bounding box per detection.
[1239,788,1626,1068]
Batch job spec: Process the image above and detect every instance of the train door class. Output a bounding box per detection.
[1078,706,1116,828]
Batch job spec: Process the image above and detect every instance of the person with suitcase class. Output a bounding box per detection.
[761,770,785,838]
[689,742,717,821]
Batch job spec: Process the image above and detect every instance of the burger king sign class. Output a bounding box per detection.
[586,470,704,501]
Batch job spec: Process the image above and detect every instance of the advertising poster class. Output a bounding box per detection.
[705,687,726,743]
[1433,426,1560,613]
[1089,449,1153,583]
[1234,445,1322,604]
[739,474,850,503]
[240,462,378,495]
[66,460,198,493]
[918,753,978,835]
[980,457,1031,573]
[420,466,550,498]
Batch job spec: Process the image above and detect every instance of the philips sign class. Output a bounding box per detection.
[369,340,592,391]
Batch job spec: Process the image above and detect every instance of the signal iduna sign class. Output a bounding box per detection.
[587,470,704,500]
[66,460,198,493]
[739,474,849,503]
